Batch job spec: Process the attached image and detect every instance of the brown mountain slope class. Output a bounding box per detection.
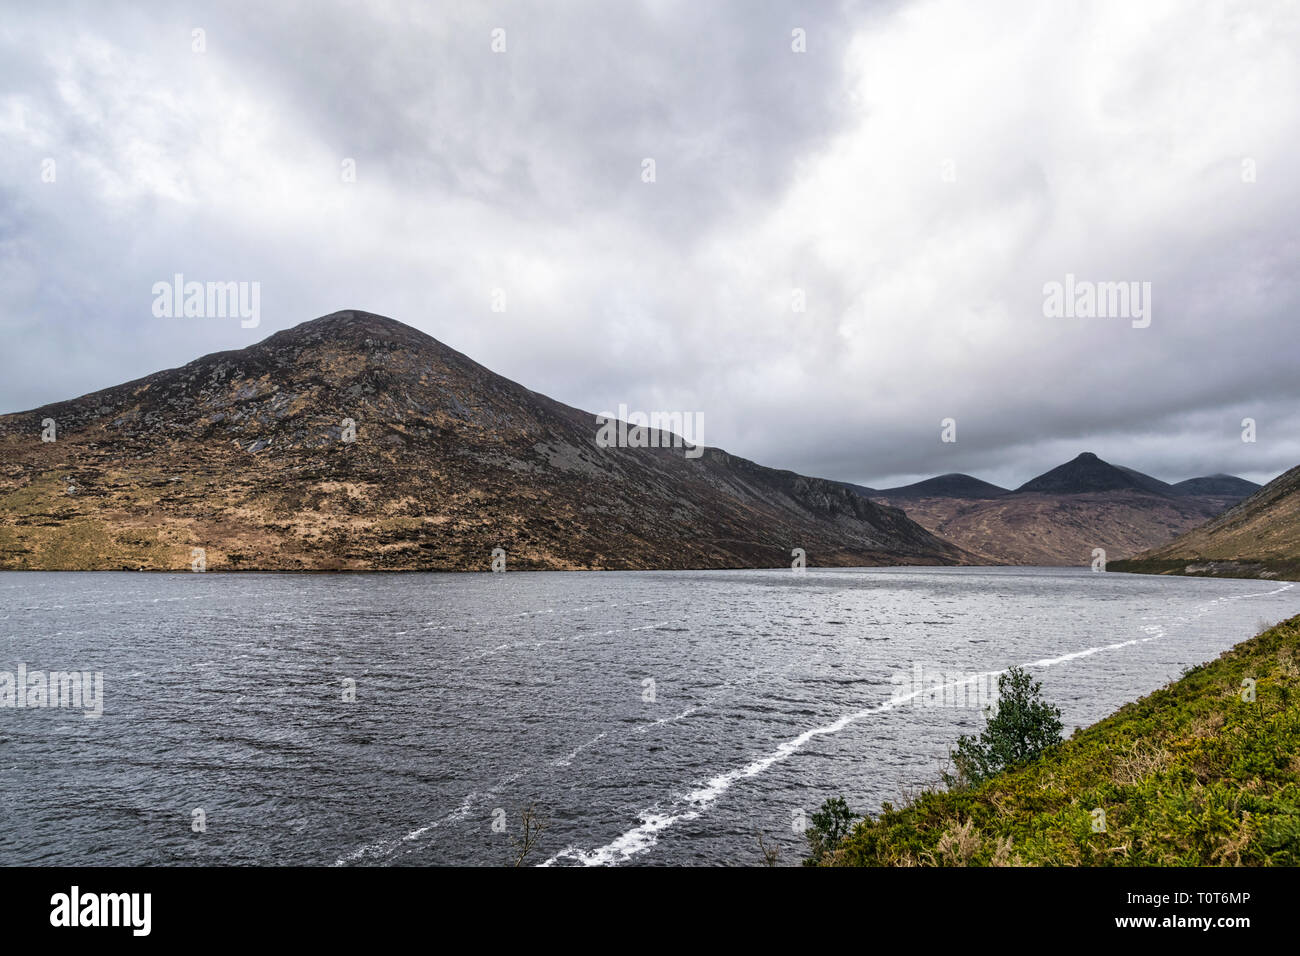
[878,490,1237,566]
[864,454,1244,566]
[1110,464,1300,580]
[0,310,969,571]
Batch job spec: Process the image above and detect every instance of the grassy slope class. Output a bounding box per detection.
[1110,464,1300,581]
[829,615,1300,866]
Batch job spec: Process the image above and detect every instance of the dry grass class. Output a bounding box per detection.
[1111,739,1172,786]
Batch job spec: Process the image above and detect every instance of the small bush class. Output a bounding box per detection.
[803,797,857,865]
[945,666,1063,787]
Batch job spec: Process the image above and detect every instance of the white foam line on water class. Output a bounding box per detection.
[635,706,699,733]
[333,771,524,865]
[555,733,609,768]
[333,619,676,864]
[544,582,1295,867]
[540,671,994,867]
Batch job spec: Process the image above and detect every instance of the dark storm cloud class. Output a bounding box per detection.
[0,0,1296,489]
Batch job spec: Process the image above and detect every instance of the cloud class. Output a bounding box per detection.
[0,0,1296,487]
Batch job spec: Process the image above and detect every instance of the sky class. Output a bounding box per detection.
[1,0,1297,489]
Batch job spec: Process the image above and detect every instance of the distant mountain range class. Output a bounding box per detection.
[863,454,1260,501]
[854,452,1261,566]
[1112,464,1300,580]
[0,311,967,571]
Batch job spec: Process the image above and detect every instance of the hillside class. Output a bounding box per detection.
[866,453,1251,566]
[881,491,1233,566]
[826,614,1300,866]
[0,310,969,571]
[1111,464,1300,580]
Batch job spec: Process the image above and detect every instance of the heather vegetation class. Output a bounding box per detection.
[814,616,1300,866]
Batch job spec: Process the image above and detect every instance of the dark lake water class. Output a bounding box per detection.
[0,567,1295,866]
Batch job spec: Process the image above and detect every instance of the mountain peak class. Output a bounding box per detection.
[264,309,443,351]
[1016,453,1173,496]
[877,473,1009,499]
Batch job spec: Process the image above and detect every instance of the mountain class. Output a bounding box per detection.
[0,310,969,571]
[1171,474,1262,497]
[1014,452,1174,496]
[875,473,1009,499]
[1111,464,1300,580]
[866,453,1252,567]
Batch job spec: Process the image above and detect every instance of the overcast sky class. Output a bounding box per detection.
[2,0,1297,488]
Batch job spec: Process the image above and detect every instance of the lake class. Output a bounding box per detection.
[0,567,1295,866]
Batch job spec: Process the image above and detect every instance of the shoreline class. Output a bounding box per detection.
[825,614,1300,866]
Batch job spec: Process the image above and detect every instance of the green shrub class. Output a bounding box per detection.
[803,797,857,865]
[945,666,1063,787]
